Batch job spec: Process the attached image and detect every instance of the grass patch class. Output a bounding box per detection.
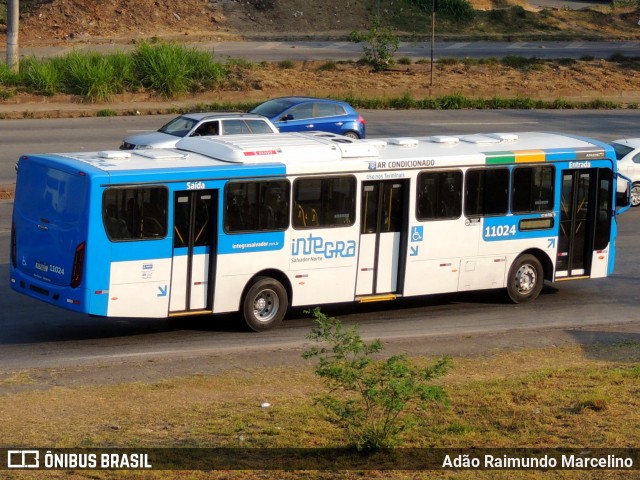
[277,59,296,70]
[1,342,638,453]
[0,43,228,101]
[316,61,338,72]
[53,51,125,102]
[96,109,118,117]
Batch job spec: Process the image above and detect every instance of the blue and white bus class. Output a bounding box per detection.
[10,131,629,331]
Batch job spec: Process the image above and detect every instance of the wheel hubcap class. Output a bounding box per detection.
[253,289,279,323]
[515,264,537,294]
[631,186,640,207]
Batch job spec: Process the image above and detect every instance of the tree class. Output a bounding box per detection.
[303,308,451,449]
[349,16,399,72]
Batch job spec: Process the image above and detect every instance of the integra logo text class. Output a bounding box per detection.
[292,234,356,259]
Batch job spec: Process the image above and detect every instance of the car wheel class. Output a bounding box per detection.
[343,131,360,139]
[631,183,640,207]
[506,254,544,304]
[242,276,288,332]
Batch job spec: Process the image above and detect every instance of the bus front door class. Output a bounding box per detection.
[169,190,218,314]
[556,168,612,279]
[355,180,408,297]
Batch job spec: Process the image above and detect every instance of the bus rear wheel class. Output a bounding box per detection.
[507,254,544,304]
[242,276,288,332]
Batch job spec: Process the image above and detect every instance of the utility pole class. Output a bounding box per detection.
[430,0,436,87]
[6,0,20,72]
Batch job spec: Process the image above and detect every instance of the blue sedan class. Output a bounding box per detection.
[250,97,366,139]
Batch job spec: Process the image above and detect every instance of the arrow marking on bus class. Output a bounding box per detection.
[158,286,168,297]
[410,246,419,256]
[548,238,556,248]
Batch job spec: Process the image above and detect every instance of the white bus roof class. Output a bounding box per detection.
[45,131,610,176]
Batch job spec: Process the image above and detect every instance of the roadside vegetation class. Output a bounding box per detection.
[0,41,227,102]
[0,336,638,478]
[1,41,638,110]
[303,308,451,449]
[375,0,639,40]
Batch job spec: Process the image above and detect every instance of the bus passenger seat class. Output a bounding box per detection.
[295,203,307,227]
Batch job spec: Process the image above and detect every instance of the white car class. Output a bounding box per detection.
[120,112,279,150]
[610,138,640,207]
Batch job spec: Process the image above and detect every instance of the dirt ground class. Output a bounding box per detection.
[1,0,640,115]
[6,0,639,45]
[10,0,375,44]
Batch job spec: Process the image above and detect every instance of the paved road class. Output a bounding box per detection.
[2,109,640,185]
[10,40,640,62]
[0,113,639,379]
[1,205,638,377]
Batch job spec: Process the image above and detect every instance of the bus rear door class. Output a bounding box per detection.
[170,190,218,314]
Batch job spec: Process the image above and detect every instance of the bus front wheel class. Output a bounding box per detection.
[242,276,288,332]
[506,254,544,304]
[631,183,640,207]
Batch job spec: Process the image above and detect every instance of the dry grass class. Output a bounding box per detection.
[1,343,639,478]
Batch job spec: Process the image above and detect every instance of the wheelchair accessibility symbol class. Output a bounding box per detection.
[411,226,424,242]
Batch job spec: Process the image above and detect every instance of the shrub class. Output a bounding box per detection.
[501,55,543,69]
[411,0,474,21]
[97,109,117,117]
[187,49,227,91]
[349,16,399,72]
[317,61,338,72]
[18,57,60,96]
[0,61,19,87]
[54,52,122,102]
[303,308,451,449]
[133,42,227,97]
[277,59,295,69]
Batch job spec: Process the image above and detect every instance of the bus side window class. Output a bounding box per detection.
[224,180,289,233]
[104,203,130,239]
[142,202,165,237]
[465,168,509,217]
[293,176,355,229]
[417,170,462,220]
[103,187,167,241]
[512,165,555,213]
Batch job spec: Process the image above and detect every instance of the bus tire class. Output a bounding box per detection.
[631,182,640,207]
[242,276,288,332]
[506,254,544,304]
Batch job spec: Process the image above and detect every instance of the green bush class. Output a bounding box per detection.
[303,308,451,449]
[96,109,118,117]
[53,52,122,102]
[501,55,543,69]
[411,0,474,21]
[317,61,338,72]
[133,42,192,97]
[349,16,399,72]
[277,59,296,69]
[186,49,227,91]
[106,52,139,92]
[0,62,19,87]
[18,57,60,96]
[132,42,227,96]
